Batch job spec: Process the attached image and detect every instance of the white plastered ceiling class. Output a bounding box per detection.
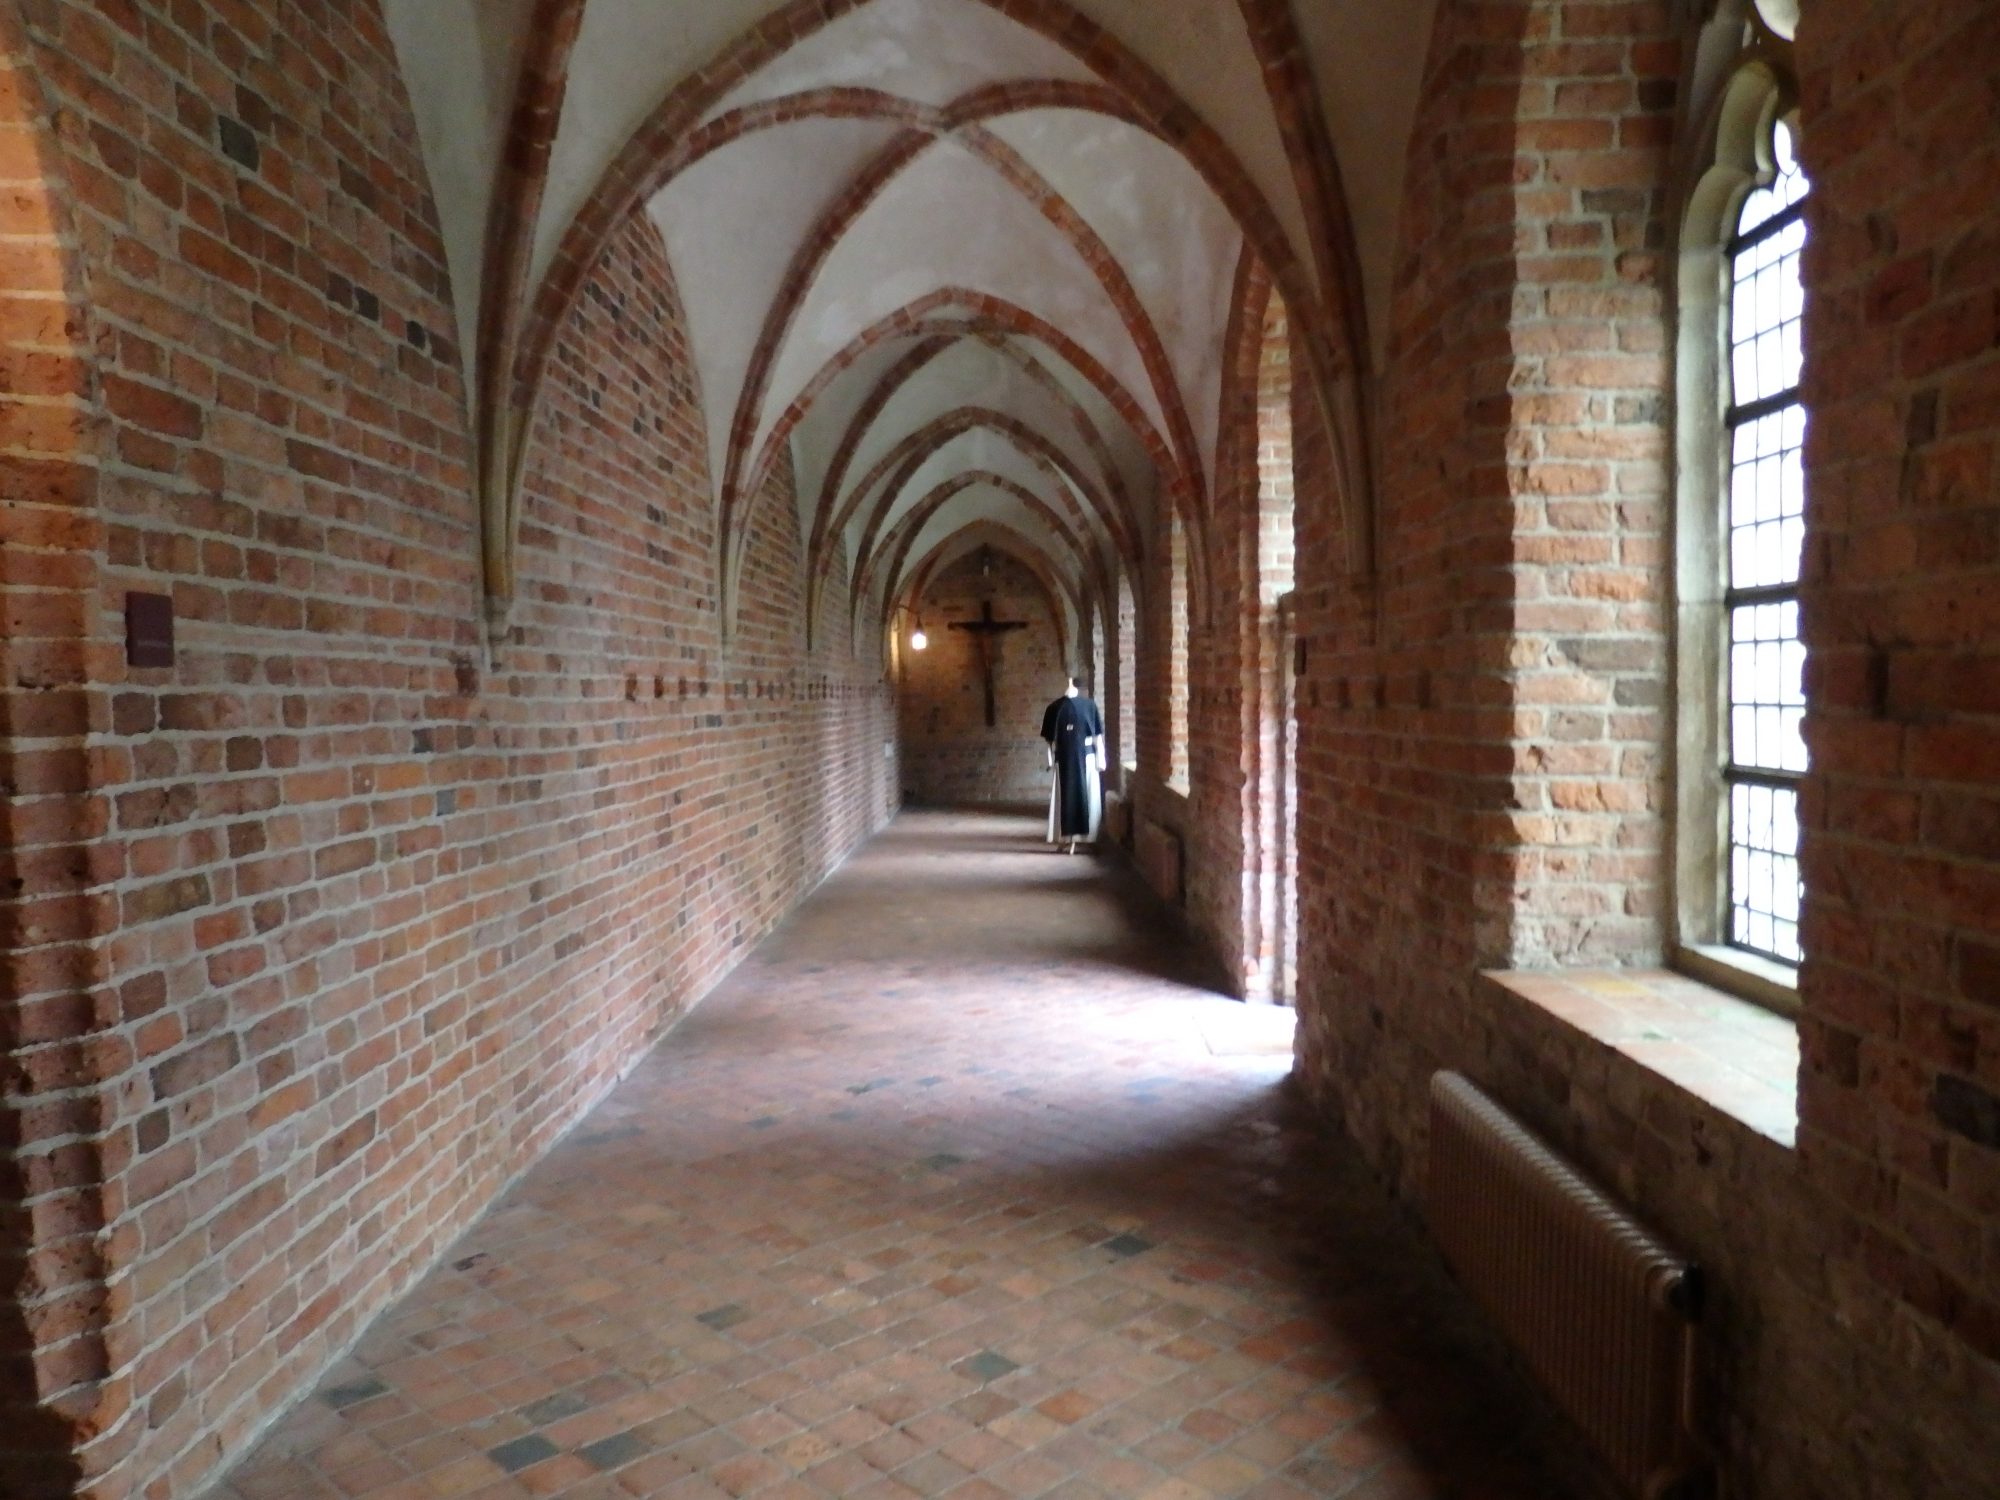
[379,0,539,374]
[384,0,1441,638]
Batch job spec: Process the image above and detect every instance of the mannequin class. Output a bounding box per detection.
[1039,674,1106,854]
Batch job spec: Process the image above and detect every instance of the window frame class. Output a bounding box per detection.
[1671,55,1805,1017]
[1720,116,1809,969]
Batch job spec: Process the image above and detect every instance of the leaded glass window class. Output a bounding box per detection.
[1722,120,1809,964]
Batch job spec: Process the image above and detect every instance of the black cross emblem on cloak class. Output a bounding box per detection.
[948,599,1029,728]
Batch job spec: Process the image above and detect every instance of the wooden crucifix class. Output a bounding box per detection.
[949,599,1030,728]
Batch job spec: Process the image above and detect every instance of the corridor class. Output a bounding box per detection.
[208,813,1554,1500]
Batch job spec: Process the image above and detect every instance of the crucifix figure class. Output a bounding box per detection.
[949,599,1030,728]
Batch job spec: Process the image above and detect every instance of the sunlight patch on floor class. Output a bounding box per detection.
[1194,1000,1297,1056]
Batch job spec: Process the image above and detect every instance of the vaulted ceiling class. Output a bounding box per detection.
[382,0,1437,645]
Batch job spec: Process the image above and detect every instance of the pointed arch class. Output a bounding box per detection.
[474,0,1376,637]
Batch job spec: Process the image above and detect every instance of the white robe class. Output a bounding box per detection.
[1047,737,1104,843]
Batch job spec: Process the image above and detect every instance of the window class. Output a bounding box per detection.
[1166,511,1189,791]
[1089,606,1105,697]
[1255,291,1297,1000]
[1674,72,1810,1007]
[1117,573,1137,769]
[1721,120,1808,965]
[1257,294,1296,606]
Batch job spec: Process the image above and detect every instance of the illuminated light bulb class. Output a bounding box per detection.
[910,627,928,651]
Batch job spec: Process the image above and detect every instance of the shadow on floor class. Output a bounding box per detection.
[798,805,1236,994]
[206,809,1563,1500]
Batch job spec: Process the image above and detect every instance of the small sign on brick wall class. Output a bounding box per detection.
[125,591,174,668]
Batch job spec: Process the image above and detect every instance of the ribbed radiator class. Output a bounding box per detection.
[1428,1072,1706,1499]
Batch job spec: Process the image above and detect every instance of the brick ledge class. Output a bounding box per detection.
[1478,967,1800,1147]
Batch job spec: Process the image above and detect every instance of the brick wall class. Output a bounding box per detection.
[1275,2,2000,1496]
[897,548,1064,808]
[0,6,893,1495]
[1126,517,1187,908]
[7,3,1999,1499]
[1253,299,1299,1001]
[1291,0,1676,1186]
[1158,267,1290,996]
[1792,0,2000,1459]
[0,4,112,1495]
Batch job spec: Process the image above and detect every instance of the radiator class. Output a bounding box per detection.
[1428,1071,1705,1499]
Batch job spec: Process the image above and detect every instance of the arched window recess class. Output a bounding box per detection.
[1673,47,1810,1013]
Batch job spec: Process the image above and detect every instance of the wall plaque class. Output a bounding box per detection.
[126,591,174,668]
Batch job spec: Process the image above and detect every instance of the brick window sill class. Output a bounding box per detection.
[1674,942,1800,1018]
[1478,967,1800,1148]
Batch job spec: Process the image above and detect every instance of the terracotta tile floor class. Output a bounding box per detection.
[207,811,1560,1500]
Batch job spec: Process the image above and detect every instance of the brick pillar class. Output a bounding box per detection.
[0,13,129,1495]
[1177,262,1303,999]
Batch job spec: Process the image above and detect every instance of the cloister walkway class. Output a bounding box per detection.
[209,811,1556,1500]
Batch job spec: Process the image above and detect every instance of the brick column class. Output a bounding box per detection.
[0,13,127,1494]
[1292,0,1677,1164]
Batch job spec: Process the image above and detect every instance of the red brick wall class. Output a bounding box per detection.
[1255,298,1297,599]
[1162,268,1284,994]
[1126,517,1187,907]
[1292,0,1675,1179]
[1132,269,1308,998]
[1793,0,2000,1440]
[897,549,1065,807]
[0,7,893,1496]
[0,5,112,1495]
[1276,2,2000,1496]
[1291,0,1520,1129]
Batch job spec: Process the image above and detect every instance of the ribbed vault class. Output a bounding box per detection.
[382,0,1427,652]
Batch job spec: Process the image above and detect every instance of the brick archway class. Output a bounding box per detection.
[1207,246,1300,999]
[0,5,119,1495]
